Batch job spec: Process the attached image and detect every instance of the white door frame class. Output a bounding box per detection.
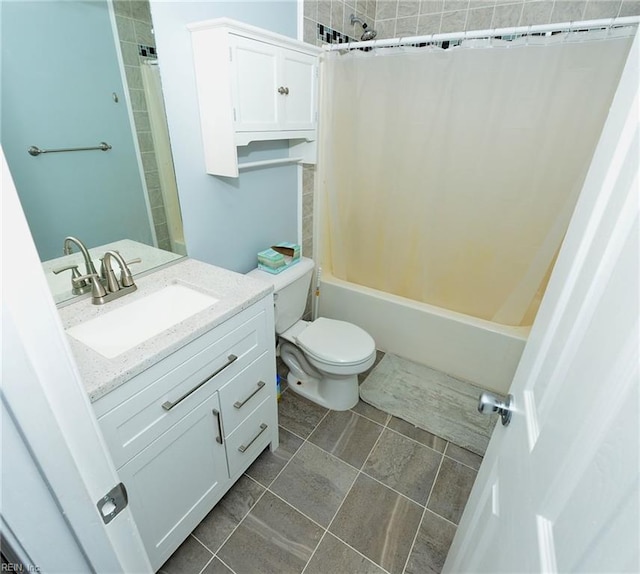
[1,149,152,573]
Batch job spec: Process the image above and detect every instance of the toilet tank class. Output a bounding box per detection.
[246,257,315,334]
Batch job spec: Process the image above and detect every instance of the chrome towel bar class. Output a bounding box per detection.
[28,141,112,156]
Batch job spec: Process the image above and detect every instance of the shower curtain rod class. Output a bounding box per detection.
[324,15,640,51]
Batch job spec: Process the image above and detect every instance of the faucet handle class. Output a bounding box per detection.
[117,258,141,287]
[73,273,107,299]
[52,263,80,276]
[52,263,86,284]
[53,264,92,294]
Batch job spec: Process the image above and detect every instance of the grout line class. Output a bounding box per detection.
[185,534,214,572]
[443,445,483,472]
[214,554,238,574]
[425,448,447,511]
[196,554,217,574]
[425,506,461,529]
[358,468,429,509]
[382,423,448,456]
[208,485,271,558]
[401,451,448,574]
[265,488,330,531]
[300,468,365,574]
[277,423,309,443]
[189,533,215,556]
[401,503,427,574]
[350,405,391,427]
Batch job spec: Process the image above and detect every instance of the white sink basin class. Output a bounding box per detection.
[66,283,219,358]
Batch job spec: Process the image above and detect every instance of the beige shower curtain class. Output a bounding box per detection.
[319,29,633,326]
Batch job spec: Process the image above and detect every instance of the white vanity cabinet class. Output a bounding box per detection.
[188,18,321,177]
[92,296,278,571]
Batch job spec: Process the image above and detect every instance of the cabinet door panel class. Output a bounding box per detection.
[281,51,317,130]
[119,392,228,571]
[232,36,279,131]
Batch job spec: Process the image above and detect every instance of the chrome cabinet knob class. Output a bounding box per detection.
[478,392,514,426]
[277,86,289,95]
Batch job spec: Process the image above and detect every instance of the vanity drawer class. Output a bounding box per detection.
[97,309,268,468]
[224,397,277,479]
[219,352,274,436]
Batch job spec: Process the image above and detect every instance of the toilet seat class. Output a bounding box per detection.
[295,317,375,367]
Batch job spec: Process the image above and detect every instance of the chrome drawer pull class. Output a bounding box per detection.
[238,423,268,453]
[161,354,238,411]
[233,381,266,409]
[212,408,223,444]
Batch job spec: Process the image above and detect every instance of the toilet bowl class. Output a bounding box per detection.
[279,317,376,410]
[246,257,376,410]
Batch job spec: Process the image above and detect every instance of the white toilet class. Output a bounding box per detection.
[247,257,376,410]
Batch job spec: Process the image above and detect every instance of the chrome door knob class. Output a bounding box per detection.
[478,392,514,426]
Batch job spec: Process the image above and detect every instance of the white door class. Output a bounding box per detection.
[2,147,152,572]
[444,31,640,573]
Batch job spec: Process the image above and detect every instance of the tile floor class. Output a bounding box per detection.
[159,354,482,574]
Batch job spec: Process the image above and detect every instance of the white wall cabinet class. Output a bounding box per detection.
[188,18,321,177]
[93,297,278,571]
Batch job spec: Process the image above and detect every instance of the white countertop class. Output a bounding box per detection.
[59,258,272,402]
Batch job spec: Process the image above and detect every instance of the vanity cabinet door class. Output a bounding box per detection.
[118,391,228,572]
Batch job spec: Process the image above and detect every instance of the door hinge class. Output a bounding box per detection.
[229,47,233,62]
[233,108,237,122]
[96,482,128,524]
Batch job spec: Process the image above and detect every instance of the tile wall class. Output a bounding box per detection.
[112,0,172,251]
[301,0,640,264]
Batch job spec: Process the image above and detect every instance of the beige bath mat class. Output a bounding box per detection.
[360,353,496,455]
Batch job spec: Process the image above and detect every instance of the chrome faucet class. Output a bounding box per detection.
[53,236,99,295]
[63,236,98,277]
[102,251,136,292]
[70,251,138,305]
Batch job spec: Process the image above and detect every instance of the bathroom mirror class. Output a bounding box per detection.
[1,0,185,304]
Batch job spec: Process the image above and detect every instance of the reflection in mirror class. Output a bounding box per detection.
[1,0,185,304]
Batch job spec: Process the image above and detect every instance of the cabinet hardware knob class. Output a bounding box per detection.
[277,86,289,95]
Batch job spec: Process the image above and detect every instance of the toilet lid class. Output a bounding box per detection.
[296,317,375,365]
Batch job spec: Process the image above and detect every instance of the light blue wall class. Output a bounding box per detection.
[0,0,153,261]
[150,1,299,273]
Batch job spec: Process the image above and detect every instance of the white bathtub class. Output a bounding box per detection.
[317,273,529,395]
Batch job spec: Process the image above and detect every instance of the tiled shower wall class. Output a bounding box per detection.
[112,0,172,251]
[301,0,640,260]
